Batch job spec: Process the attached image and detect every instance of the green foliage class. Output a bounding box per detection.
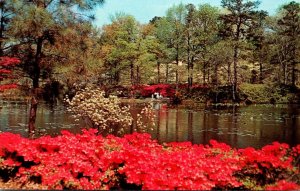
[239,83,300,104]
[0,0,299,103]
[100,14,153,85]
[3,0,105,90]
[239,83,272,103]
[276,1,300,86]
[9,6,55,39]
[52,23,104,87]
[220,0,261,101]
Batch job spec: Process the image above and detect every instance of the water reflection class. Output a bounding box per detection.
[0,101,84,137]
[0,101,299,148]
[145,102,300,148]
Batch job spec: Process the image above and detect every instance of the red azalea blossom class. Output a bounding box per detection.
[0,57,20,91]
[265,180,300,190]
[0,130,299,190]
[131,84,175,97]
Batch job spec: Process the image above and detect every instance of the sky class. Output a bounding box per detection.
[93,0,296,27]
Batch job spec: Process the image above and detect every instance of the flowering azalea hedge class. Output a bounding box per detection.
[131,84,212,99]
[0,130,299,190]
[132,84,176,98]
[0,57,20,92]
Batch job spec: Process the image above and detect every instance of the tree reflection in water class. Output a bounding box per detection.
[0,101,299,148]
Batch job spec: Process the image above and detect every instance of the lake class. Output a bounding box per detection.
[0,100,299,148]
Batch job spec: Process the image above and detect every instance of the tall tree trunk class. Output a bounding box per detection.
[213,62,218,85]
[232,17,242,102]
[130,62,134,85]
[232,45,238,101]
[203,62,206,84]
[28,37,43,135]
[187,33,191,89]
[157,60,160,84]
[114,72,119,85]
[278,45,286,85]
[113,62,119,85]
[259,45,263,84]
[227,63,231,84]
[259,61,263,84]
[175,44,179,90]
[291,44,296,87]
[0,6,4,57]
[165,62,169,83]
[187,56,194,88]
[283,62,287,85]
[190,57,194,87]
[291,62,296,87]
[136,65,140,85]
[207,62,210,83]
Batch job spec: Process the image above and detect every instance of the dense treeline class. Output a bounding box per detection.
[0,0,299,103]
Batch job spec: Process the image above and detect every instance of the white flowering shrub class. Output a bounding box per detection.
[135,103,156,132]
[65,87,155,135]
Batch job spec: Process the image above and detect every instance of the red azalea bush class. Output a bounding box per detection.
[235,142,300,189]
[130,84,212,100]
[0,57,20,91]
[132,84,175,98]
[0,130,299,190]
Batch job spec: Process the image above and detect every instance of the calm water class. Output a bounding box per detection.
[0,101,299,148]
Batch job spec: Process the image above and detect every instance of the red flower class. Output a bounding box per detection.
[0,130,299,190]
[266,180,300,190]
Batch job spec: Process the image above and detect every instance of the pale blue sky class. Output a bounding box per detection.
[93,0,296,27]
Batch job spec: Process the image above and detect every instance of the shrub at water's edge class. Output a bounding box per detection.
[0,130,299,190]
[239,83,300,104]
[94,83,300,104]
[65,87,156,135]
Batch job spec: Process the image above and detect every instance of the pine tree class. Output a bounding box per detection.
[220,0,259,101]
[277,1,300,87]
[8,0,104,134]
[248,10,268,83]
